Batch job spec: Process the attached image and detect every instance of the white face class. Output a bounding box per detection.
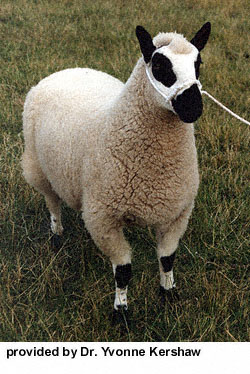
[150,44,200,95]
[146,44,203,122]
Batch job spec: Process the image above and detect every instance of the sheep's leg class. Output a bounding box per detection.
[156,205,193,302]
[99,231,132,311]
[45,194,63,236]
[112,263,132,311]
[83,208,132,310]
[22,151,63,236]
[100,228,132,311]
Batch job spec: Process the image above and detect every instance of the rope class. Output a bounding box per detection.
[201,90,250,126]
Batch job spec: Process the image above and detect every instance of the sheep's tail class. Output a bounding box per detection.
[22,87,39,155]
[22,87,43,178]
[22,87,49,191]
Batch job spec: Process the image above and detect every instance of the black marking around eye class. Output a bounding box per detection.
[194,53,202,78]
[152,53,177,87]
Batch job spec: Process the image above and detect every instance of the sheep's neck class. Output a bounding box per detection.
[103,59,196,174]
[109,58,186,136]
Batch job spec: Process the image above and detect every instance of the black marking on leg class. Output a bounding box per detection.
[160,252,176,273]
[159,286,180,304]
[115,264,132,289]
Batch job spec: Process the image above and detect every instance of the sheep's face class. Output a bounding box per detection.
[136,23,211,123]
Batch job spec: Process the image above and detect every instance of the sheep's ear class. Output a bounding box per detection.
[190,22,211,51]
[136,25,156,63]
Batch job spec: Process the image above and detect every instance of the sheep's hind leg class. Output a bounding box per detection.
[45,193,63,236]
[22,152,63,240]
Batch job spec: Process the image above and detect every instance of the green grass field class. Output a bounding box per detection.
[0,0,249,342]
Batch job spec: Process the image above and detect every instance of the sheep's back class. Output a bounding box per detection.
[24,68,124,210]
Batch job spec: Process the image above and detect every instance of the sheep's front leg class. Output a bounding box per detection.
[112,263,132,310]
[156,205,193,303]
[108,234,132,311]
[100,228,132,311]
[83,208,132,311]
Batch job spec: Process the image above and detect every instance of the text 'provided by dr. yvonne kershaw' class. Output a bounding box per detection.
[6,345,201,360]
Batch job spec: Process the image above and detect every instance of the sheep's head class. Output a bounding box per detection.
[136,23,211,123]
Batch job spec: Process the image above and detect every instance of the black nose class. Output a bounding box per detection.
[171,84,203,123]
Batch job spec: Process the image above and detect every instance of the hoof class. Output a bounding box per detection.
[159,286,180,304]
[51,234,62,249]
[112,306,130,327]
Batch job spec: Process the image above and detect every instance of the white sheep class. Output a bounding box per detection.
[22,23,211,313]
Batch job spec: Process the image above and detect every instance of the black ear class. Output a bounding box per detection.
[136,25,156,63]
[190,22,211,52]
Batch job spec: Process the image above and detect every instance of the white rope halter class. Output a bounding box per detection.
[145,65,250,126]
[145,65,202,103]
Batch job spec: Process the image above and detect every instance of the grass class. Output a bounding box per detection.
[0,0,249,342]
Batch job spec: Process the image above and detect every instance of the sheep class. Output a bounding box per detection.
[22,22,211,313]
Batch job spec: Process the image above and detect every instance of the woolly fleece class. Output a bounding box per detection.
[22,31,199,266]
